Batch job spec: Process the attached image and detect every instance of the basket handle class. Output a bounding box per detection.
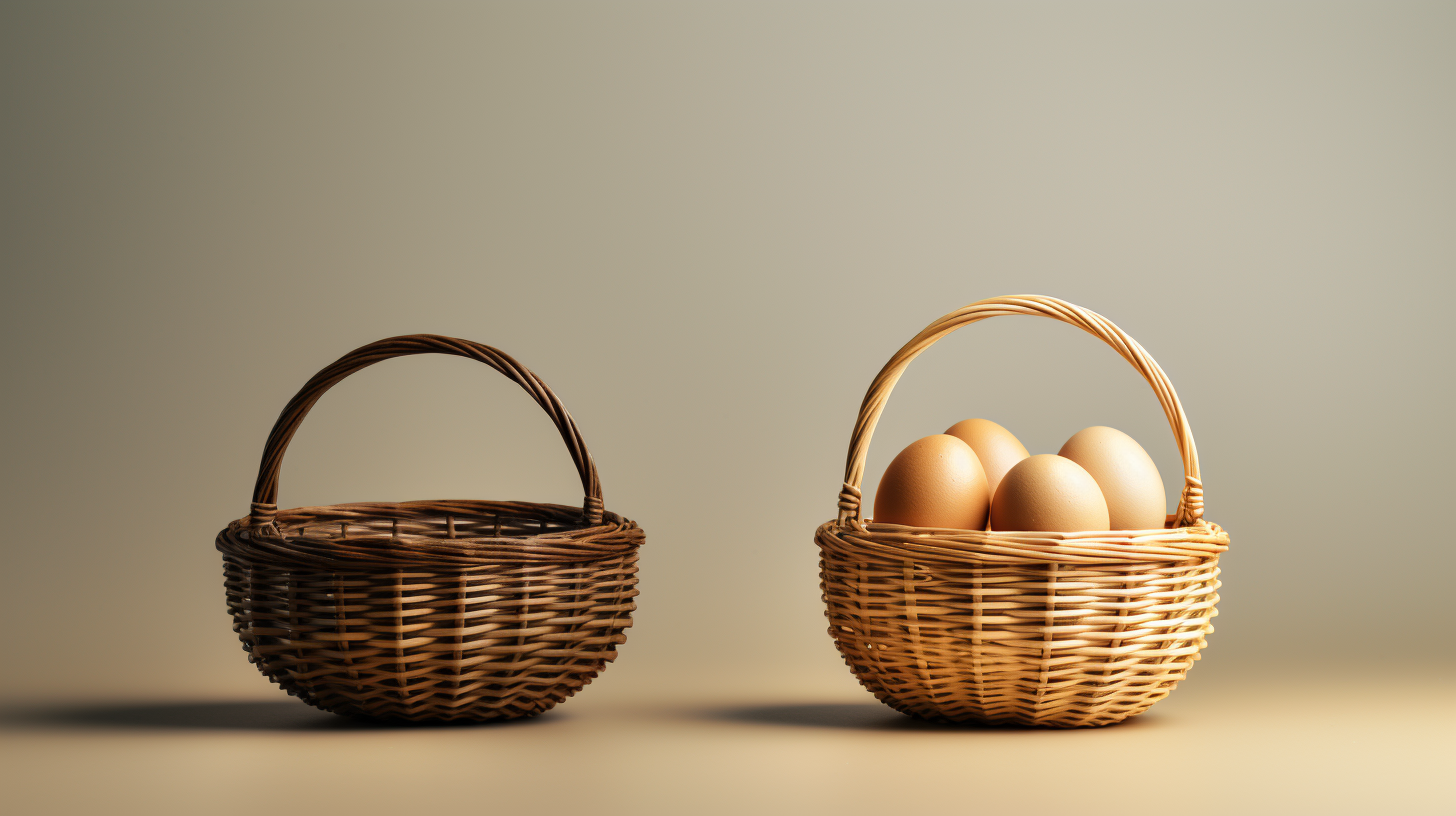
[836,295,1206,528]
[248,334,604,534]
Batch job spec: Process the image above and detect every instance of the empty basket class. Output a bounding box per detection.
[216,334,644,722]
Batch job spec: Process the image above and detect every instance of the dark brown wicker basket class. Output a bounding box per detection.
[215,335,644,722]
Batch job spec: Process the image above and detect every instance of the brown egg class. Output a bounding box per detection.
[1059,426,1167,530]
[990,454,1110,532]
[944,418,1030,500]
[873,434,989,529]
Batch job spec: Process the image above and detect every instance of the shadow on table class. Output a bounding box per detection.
[4,700,556,732]
[700,702,1160,732]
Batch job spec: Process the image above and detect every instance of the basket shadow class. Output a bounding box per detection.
[700,702,1159,732]
[8,700,556,732]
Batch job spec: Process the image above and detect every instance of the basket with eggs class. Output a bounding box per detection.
[815,295,1229,727]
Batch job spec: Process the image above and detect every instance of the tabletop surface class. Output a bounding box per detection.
[4,663,1449,816]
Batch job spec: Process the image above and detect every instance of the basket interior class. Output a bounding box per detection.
[273,499,603,544]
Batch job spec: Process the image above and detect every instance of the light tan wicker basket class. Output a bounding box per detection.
[216,335,643,722]
[815,295,1229,727]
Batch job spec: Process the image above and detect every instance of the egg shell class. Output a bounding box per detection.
[944,418,1030,500]
[873,434,989,530]
[990,454,1110,533]
[1059,426,1167,531]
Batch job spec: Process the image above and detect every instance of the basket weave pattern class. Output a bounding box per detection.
[817,296,1229,727]
[216,336,643,722]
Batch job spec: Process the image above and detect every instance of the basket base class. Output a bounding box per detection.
[269,672,595,724]
[867,684,1169,728]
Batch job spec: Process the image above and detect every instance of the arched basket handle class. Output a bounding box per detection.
[837,295,1205,528]
[249,334,604,534]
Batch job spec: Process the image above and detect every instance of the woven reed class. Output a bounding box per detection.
[816,295,1229,728]
[215,335,644,722]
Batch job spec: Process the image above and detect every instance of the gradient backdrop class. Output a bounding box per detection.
[3,2,1452,814]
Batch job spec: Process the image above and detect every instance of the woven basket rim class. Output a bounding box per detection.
[217,498,643,569]
[817,517,1227,566]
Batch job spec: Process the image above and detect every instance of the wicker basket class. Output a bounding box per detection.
[215,335,644,722]
[815,295,1229,728]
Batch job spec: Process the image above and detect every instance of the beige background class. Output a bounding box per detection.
[2,2,1452,814]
